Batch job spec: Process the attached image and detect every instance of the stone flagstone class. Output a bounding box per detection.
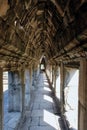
[18,73,66,130]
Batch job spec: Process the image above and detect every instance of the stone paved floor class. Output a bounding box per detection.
[18,73,66,130]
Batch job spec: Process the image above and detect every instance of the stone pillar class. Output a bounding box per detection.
[33,69,37,87]
[53,65,57,93]
[52,65,54,84]
[0,68,3,130]
[25,69,31,109]
[78,58,87,130]
[50,65,53,83]
[28,66,33,93]
[37,65,40,77]
[48,65,51,78]
[32,65,40,88]
[20,70,25,115]
[8,71,22,112]
[60,62,65,113]
[52,66,55,88]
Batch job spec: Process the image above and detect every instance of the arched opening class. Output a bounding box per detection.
[40,56,46,72]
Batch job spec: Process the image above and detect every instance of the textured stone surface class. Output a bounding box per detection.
[3,72,21,130]
[18,73,66,130]
[8,71,22,112]
[0,1,87,130]
[25,69,31,109]
[64,69,79,129]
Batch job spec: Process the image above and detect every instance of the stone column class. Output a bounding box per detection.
[8,71,22,112]
[29,67,33,91]
[60,62,65,113]
[37,65,40,77]
[20,69,25,115]
[52,65,54,84]
[50,65,53,83]
[25,69,31,110]
[48,65,51,78]
[52,66,55,88]
[33,69,37,88]
[78,58,87,130]
[53,65,57,93]
[0,68,3,130]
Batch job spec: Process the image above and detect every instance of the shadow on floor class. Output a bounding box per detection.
[69,128,76,130]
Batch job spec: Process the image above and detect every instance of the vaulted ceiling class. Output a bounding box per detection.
[0,0,87,69]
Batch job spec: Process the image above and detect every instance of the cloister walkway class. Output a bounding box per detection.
[18,73,66,130]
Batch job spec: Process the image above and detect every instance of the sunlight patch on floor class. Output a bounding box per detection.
[43,95,53,103]
[3,85,8,92]
[43,86,51,92]
[43,109,59,130]
[44,82,49,85]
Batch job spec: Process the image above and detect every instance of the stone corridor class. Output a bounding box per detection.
[3,67,79,130]
[0,1,87,130]
[17,73,66,130]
